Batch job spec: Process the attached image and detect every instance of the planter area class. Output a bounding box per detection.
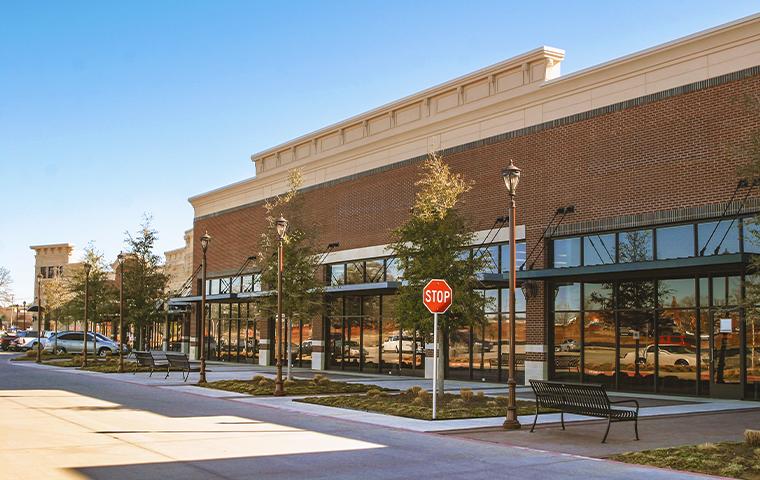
[611,436,760,479]
[297,386,553,420]
[200,374,386,396]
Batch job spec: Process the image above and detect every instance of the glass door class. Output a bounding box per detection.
[710,309,743,398]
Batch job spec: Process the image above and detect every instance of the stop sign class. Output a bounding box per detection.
[423,279,453,314]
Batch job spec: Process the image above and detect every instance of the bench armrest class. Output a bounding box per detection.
[609,399,639,412]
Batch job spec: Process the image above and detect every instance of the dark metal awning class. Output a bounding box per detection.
[482,253,751,283]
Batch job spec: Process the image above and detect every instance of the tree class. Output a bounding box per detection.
[0,267,12,306]
[389,153,488,392]
[123,215,169,350]
[64,245,117,339]
[257,169,324,374]
[44,274,74,333]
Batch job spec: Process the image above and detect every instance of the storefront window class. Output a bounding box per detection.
[553,282,581,382]
[583,310,614,386]
[329,264,345,286]
[385,258,403,282]
[553,238,580,268]
[381,295,400,373]
[363,297,380,371]
[584,283,613,311]
[657,308,699,394]
[619,310,655,392]
[584,234,616,266]
[744,219,760,254]
[698,220,739,255]
[656,224,695,260]
[554,283,580,311]
[619,230,653,263]
[500,242,526,272]
[474,314,499,379]
[365,259,385,283]
[346,262,364,284]
[480,246,499,274]
[658,278,696,308]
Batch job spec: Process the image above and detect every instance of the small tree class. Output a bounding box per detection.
[389,153,488,393]
[44,274,74,336]
[257,169,323,375]
[123,215,169,350]
[64,245,117,343]
[0,267,12,306]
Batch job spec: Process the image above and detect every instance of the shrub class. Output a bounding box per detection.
[417,389,430,402]
[406,386,423,396]
[475,391,484,400]
[745,429,760,447]
[257,378,271,386]
[366,388,382,397]
[411,397,425,406]
[252,375,266,382]
[24,350,37,358]
[312,374,326,383]
[284,379,296,387]
[460,388,474,402]
[317,376,331,386]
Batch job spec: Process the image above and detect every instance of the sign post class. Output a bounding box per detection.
[422,279,452,420]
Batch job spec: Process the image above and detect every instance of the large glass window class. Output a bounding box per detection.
[553,282,580,382]
[346,262,364,284]
[744,219,760,254]
[656,224,695,260]
[365,259,385,283]
[584,234,616,266]
[619,230,653,263]
[658,278,696,309]
[619,310,655,392]
[363,297,380,371]
[500,242,527,272]
[329,264,345,286]
[553,238,581,268]
[583,310,615,386]
[698,220,739,255]
[481,245,499,274]
[385,258,403,282]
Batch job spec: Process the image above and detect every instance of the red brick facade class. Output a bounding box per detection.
[193,69,760,369]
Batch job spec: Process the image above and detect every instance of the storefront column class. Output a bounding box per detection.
[258,317,271,366]
[524,280,548,384]
[311,313,326,370]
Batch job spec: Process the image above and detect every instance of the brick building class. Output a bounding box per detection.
[172,15,760,399]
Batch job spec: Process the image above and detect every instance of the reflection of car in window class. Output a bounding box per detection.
[554,339,579,352]
[622,343,698,366]
[382,335,424,353]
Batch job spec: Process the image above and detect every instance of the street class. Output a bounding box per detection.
[0,354,707,479]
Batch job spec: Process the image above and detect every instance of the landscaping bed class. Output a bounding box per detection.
[10,351,74,362]
[611,434,760,479]
[297,386,552,420]
[201,374,385,396]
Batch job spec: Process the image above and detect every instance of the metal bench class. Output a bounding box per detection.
[132,350,169,377]
[529,380,639,443]
[165,351,200,381]
[554,355,580,372]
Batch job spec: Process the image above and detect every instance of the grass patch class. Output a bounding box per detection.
[296,386,552,420]
[201,374,384,396]
[11,351,76,362]
[611,441,760,479]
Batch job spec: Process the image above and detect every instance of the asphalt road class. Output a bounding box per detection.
[0,353,707,479]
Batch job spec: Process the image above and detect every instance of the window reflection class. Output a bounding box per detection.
[658,278,696,308]
[656,224,695,260]
[365,259,385,283]
[501,242,527,272]
[698,221,739,255]
[619,230,653,263]
[385,258,403,281]
[329,264,345,286]
[744,219,760,254]
[619,310,655,392]
[583,311,614,386]
[554,283,581,311]
[553,238,581,268]
[584,234,616,265]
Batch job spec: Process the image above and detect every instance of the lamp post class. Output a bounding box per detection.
[274,215,288,396]
[199,232,211,383]
[117,252,126,373]
[502,160,522,430]
[36,274,43,363]
[83,262,91,367]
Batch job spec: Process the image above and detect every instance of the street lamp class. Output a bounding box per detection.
[274,215,288,396]
[117,252,126,373]
[199,232,211,383]
[83,262,91,367]
[36,274,43,363]
[502,160,522,430]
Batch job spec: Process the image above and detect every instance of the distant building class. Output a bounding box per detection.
[29,243,77,317]
[164,229,194,295]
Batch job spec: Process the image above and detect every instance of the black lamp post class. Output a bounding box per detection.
[502,160,522,430]
[199,232,211,383]
[274,215,288,396]
[36,274,43,363]
[117,252,126,373]
[83,262,91,367]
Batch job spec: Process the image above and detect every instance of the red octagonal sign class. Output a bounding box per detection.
[423,279,453,314]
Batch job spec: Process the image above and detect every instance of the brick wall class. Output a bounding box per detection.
[193,70,760,353]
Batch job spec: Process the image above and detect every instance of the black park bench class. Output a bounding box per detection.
[132,350,168,377]
[528,380,639,443]
[165,351,200,381]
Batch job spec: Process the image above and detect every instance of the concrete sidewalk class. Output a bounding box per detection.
[13,358,760,434]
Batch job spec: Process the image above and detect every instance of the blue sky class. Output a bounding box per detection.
[2,1,759,301]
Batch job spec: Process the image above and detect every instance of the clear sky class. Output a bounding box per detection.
[1,0,759,302]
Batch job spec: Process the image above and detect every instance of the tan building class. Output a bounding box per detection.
[29,243,76,313]
[164,229,194,295]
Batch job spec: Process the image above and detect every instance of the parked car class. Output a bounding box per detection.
[555,339,580,352]
[44,331,126,356]
[382,335,424,354]
[0,332,18,351]
[621,343,698,367]
[11,331,43,351]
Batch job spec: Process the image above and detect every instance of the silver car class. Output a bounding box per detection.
[44,331,125,356]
